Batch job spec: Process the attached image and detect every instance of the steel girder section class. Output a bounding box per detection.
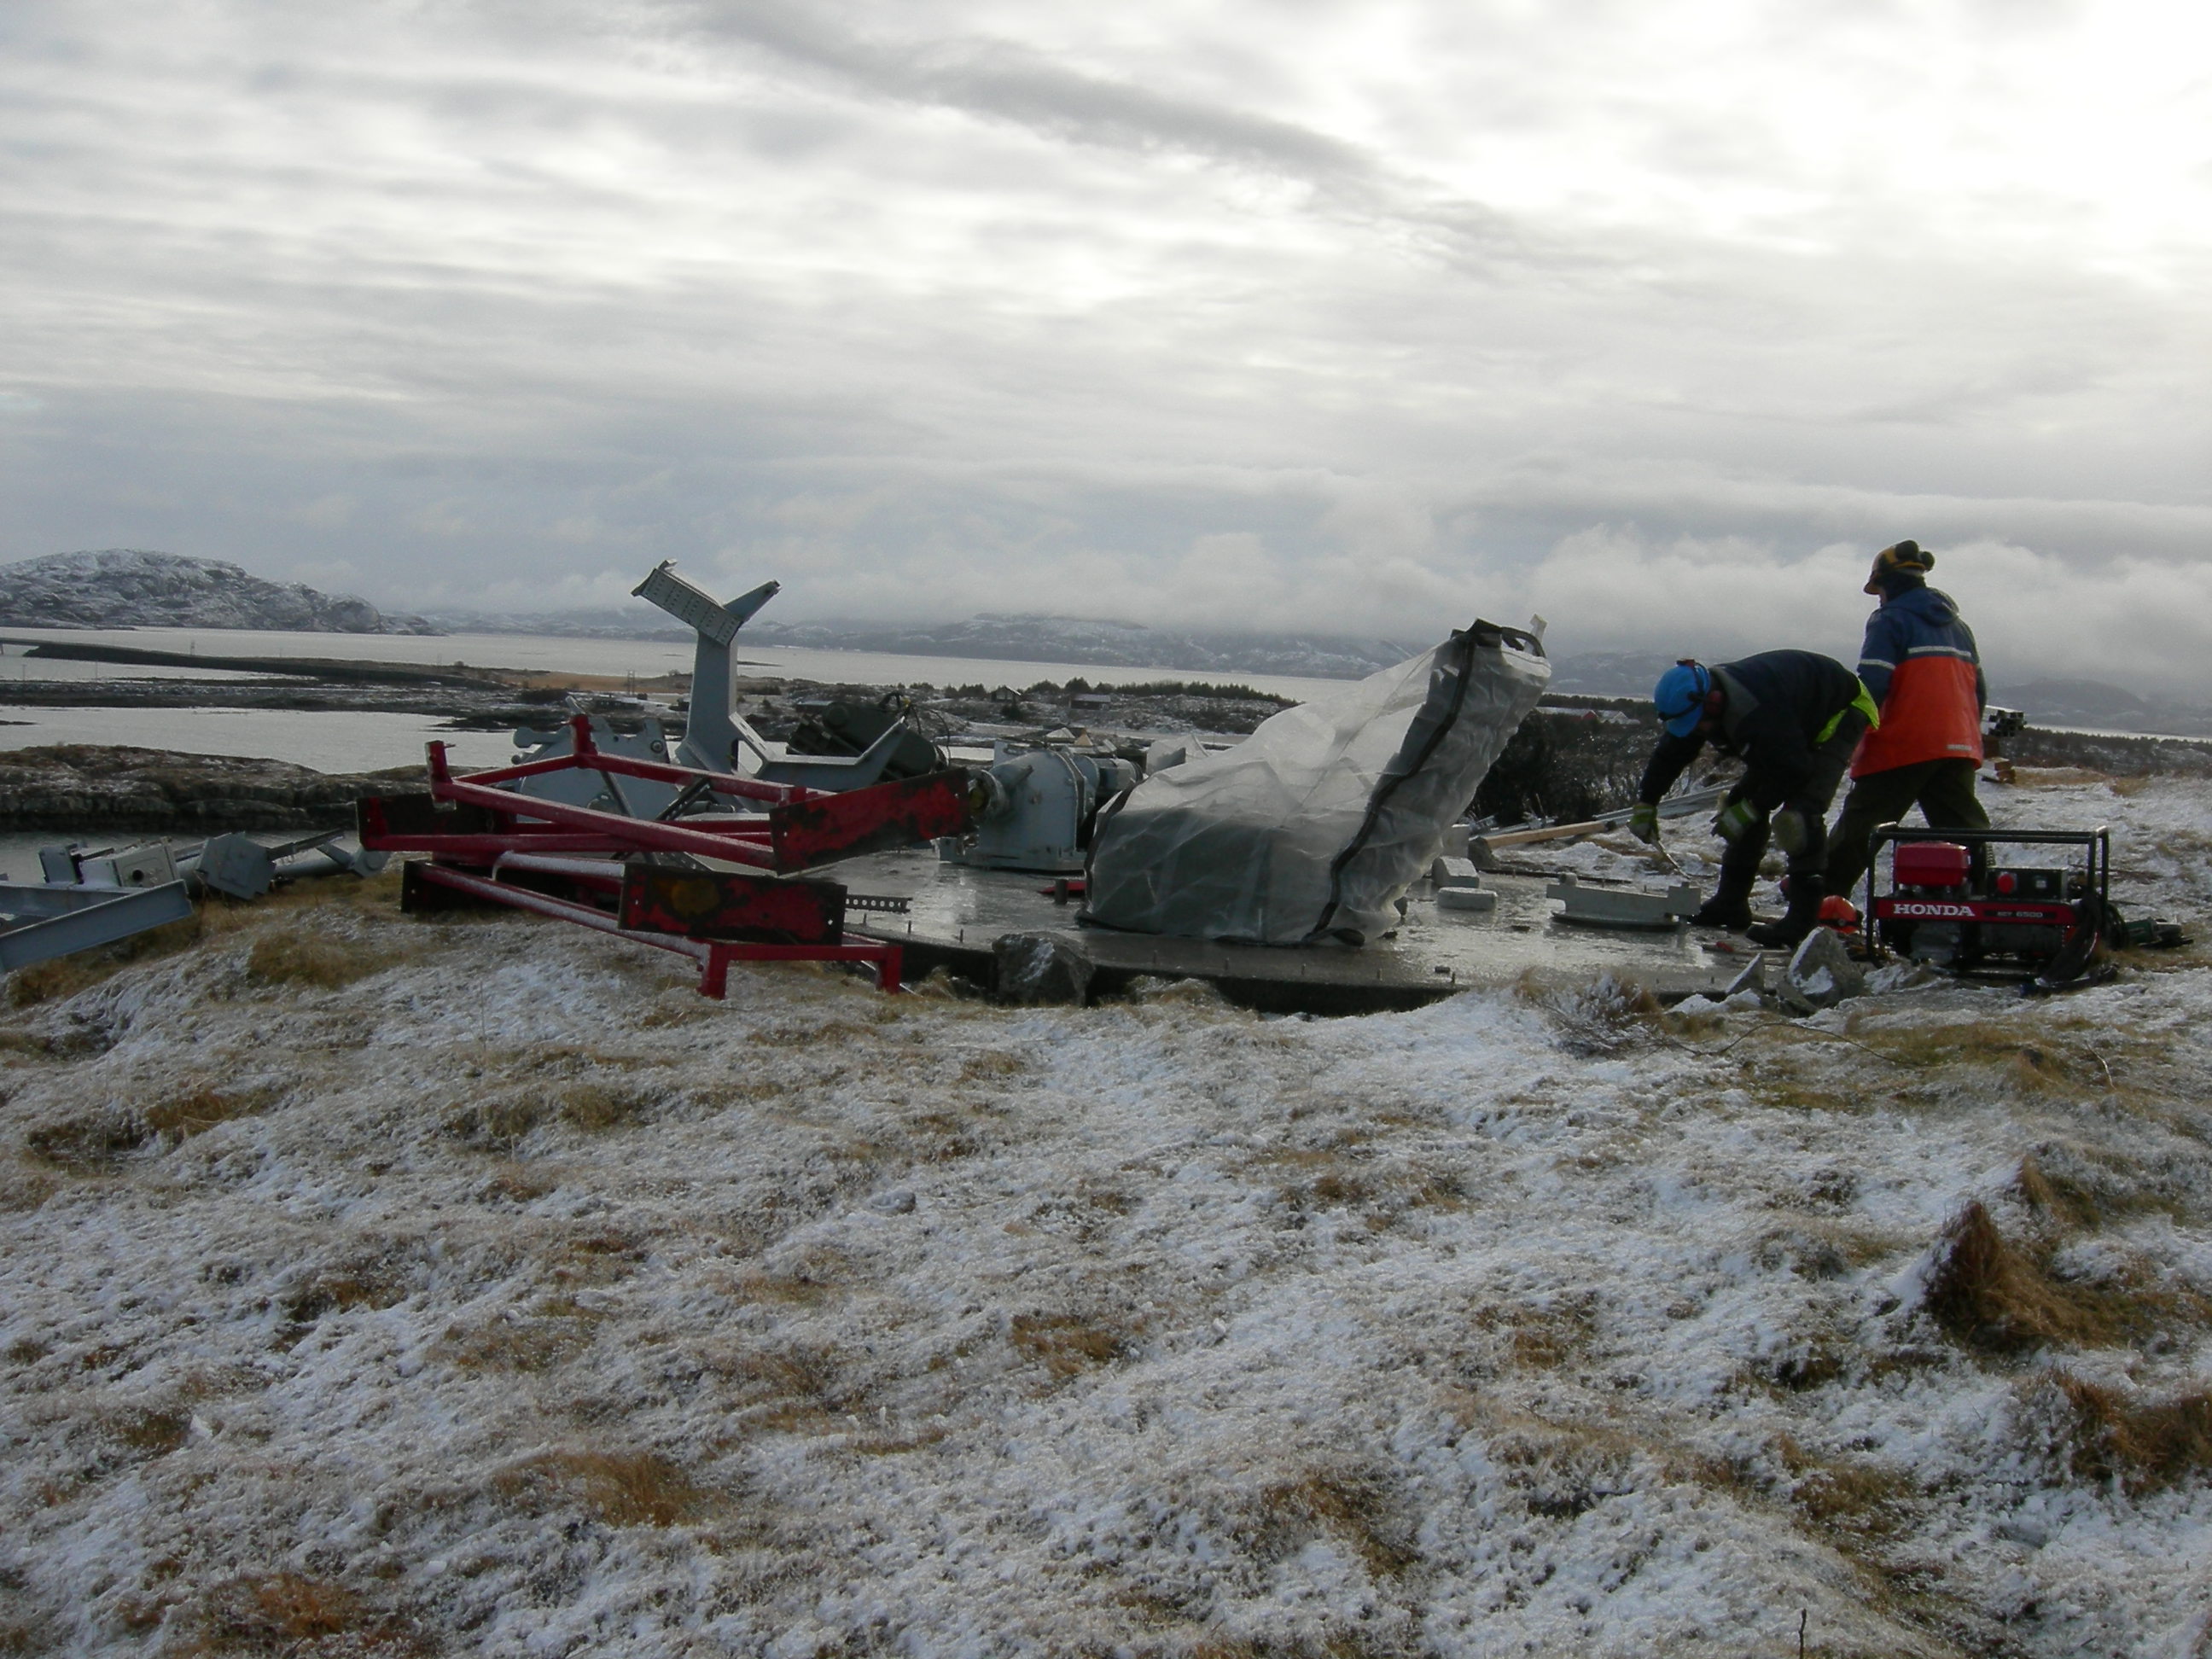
[0,880,195,971]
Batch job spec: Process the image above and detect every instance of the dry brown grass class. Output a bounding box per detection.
[3,868,408,1010]
[434,1295,605,1372]
[144,1084,279,1140]
[244,928,397,990]
[2049,1375,2212,1493]
[1010,1311,1139,1377]
[699,1340,859,1435]
[1244,1467,1417,1577]
[170,1570,427,1656]
[2008,1143,2192,1231]
[282,1262,412,1325]
[555,1080,655,1132]
[491,1448,710,1527]
[475,1161,558,1204]
[1519,971,1665,1055]
[737,1244,856,1306]
[1923,1202,2118,1353]
[21,1106,148,1170]
[898,1109,982,1162]
[100,1404,193,1456]
[440,1091,547,1150]
[0,1156,61,1213]
[958,1051,1027,1082]
[1470,1297,1598,1371]
[1765,1430,1917,1545]
[1846,1018,2101,1095]
[747,1019,876,1048]
[6,917,203,1007]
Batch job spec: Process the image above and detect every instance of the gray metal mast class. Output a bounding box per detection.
[630,562,779,771]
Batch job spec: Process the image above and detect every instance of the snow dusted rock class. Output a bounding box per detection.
[1778,926,1866,1014]
[0,744,416,830]
[0,550,434,633]
[864,1188,917,1215]
[992,930,1093,1004]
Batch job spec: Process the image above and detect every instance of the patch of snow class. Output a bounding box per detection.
[1,779,2209,1652]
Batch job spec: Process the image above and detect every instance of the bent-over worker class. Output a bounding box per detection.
[1629,649,1878,947]
[1820,539,1991,904]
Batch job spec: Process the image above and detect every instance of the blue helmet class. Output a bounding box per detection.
[1653,661,1713,737]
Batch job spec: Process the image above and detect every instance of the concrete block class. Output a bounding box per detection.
[1777,928,1867,1015]
[1430,856,1484,889]
[1437,885,1498,912]
[1545,874,1702,930]
[1723,953,1766,998]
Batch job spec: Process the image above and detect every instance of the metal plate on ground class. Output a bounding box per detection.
[829,849,1751,1004]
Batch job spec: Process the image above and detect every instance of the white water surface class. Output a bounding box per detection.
[0,705,521,773]
[0,626,1353,704]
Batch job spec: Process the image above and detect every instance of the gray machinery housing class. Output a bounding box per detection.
[939,743,1139,873]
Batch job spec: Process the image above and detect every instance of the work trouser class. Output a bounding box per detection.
[1821,757,1989,902]
[1712,709,1871,900]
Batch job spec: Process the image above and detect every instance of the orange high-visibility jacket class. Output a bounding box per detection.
[1852,585,1985,777]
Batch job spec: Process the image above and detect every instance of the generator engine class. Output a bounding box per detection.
[1868,825,2106,973]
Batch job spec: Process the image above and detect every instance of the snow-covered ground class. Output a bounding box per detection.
[3,774,2209,1656]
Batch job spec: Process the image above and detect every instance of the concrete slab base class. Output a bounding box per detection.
[832,851,1770,1011]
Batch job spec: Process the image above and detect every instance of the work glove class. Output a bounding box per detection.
[1713,797,1760,844]
[1628,802,1661,844]
[1771,807,1809,855]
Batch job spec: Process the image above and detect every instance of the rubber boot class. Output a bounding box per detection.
[1690,882,1753,931]
[1747,873,1825,949]
[1690,835,1761,930]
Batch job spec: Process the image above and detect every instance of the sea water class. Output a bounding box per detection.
[0,627,1353,774]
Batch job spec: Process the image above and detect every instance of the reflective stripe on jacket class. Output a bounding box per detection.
[1852,585,1984,777]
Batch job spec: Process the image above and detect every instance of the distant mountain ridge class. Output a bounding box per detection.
[0,550,437,635]
[1988,678,2212,738]
[744,612,1424,679]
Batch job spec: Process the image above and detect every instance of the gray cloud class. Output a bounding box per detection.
[1,0,2206,690]
[679,1,1377,183]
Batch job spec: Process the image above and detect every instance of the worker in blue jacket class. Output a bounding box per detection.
[1630,649,1879,946]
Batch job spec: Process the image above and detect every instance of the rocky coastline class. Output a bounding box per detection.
[0,746,421,834]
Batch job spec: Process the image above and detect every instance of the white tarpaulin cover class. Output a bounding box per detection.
[1083,621,1551,945]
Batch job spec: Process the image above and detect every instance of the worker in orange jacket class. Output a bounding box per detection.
[1821,540,1991,903]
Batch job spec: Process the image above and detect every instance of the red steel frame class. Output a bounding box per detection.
[364,717,926,997]
[410,864,900,997]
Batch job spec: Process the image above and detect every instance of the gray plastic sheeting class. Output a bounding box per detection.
[1082,622,1551,945]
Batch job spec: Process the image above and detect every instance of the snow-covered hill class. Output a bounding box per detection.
[0,550,435,635]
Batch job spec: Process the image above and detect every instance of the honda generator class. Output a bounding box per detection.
[1864,824,2110,977]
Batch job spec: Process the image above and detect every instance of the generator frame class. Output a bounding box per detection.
[1863,822,2111,975]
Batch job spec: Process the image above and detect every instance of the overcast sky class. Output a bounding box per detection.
[2,1,2207,686]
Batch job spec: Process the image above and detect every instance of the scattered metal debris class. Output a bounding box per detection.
[1,827,387,974]
[0,877,195,972]
[359,713,979,997]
